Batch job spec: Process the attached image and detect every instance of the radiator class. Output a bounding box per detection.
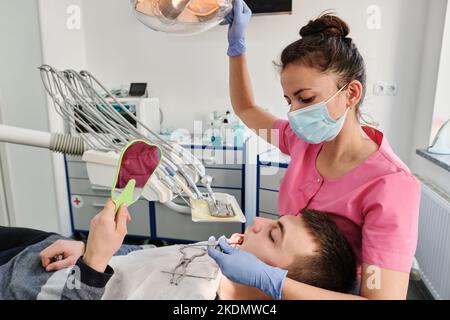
[416,180,450,300]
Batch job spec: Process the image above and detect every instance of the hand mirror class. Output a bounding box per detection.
[111,140,162,213]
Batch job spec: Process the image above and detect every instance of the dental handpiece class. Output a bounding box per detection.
[185,236,221,249]
[186,236,242,249]
[201,176,220,211]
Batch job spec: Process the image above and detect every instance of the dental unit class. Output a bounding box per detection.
[0,65,245,223]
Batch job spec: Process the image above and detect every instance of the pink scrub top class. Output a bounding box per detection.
[273,119,421,273]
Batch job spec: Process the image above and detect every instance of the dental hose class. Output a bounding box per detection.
[0,124,85,156]
[49,133,86,156]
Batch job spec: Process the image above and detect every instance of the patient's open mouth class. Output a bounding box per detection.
[228,233,245,247]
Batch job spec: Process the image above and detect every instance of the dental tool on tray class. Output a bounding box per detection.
[33,65,245,223]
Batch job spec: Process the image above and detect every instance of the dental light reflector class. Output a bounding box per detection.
[132,0,232,36]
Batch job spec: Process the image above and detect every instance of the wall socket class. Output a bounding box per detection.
[373,82,398,96]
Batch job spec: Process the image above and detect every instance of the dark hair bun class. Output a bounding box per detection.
[300,14,350,38]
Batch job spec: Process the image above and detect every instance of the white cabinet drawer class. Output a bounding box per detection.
[258,189,279,215]
[259,166,287,191]
[67,161,89,179]
[199,168,242,189]
[72,195,151,237]
[259,212,278,220]
[154,203,242,241]
[189,148,244,168]
[69,179,111,197]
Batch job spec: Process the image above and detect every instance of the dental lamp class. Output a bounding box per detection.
[131,0,232,35]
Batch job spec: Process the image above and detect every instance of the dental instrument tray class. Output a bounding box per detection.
[190,193,246,223]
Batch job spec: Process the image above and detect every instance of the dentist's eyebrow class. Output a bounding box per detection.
[283,88,312,99]
[293,88,312,96]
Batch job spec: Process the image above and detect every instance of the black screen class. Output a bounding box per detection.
[246,0,292,15]
[129,83,147,97]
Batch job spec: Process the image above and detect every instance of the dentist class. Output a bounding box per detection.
[208,0,420,300]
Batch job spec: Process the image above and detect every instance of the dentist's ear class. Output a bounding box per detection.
[346,80,363,110]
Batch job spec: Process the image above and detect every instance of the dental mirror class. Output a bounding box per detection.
[111,140,162,213]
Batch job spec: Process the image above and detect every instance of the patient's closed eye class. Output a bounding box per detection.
[269,230,275,242]
[269,225,280,243]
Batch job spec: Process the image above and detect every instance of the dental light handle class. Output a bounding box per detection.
[0,124,85,156]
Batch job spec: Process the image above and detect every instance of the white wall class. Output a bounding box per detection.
[38,0,88,236]
[79,0,429,165]
[0,0,59,231]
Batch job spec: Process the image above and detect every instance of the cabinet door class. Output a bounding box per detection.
[258,189,279,215]
[72,195,151,237]
[69,178,111,197]
[67,161,89,179]
[259,166,287,192]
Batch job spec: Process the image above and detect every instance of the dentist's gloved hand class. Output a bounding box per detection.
[225,0,252,56]
[208,236,288,300]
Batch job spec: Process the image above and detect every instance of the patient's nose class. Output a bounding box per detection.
[251,217,273,233]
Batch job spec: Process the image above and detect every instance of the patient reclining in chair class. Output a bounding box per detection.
[0,204,356,300]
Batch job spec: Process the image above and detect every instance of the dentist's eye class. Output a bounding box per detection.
[300,97,315,104]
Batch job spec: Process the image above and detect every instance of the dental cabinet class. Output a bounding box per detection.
[64,141,248,243]
[257,149,290,220]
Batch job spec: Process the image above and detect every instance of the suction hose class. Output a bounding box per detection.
[49,133,85,156]
[0,124,85,156]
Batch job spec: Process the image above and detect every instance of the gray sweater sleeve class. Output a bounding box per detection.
[59,258,114,300]
[0,235,141,300]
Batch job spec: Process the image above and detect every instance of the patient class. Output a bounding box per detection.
[0,201,356,300]
[216,210,357,299]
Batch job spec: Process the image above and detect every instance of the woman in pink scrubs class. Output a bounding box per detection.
[208,1,420,300]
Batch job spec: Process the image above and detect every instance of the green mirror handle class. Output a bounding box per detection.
[113,179,136,214]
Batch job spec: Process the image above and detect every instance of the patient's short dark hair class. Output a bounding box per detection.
[287,209,357,293]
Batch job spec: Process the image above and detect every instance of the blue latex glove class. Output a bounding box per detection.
[225,0,252,57]
[208,236,288,300]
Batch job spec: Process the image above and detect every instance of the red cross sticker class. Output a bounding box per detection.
[71,195,84,208]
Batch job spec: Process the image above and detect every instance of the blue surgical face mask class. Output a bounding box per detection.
[287,85,349,144]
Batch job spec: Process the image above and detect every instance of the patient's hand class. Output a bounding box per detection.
[83,199,131,273]
[40,240,85,272]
